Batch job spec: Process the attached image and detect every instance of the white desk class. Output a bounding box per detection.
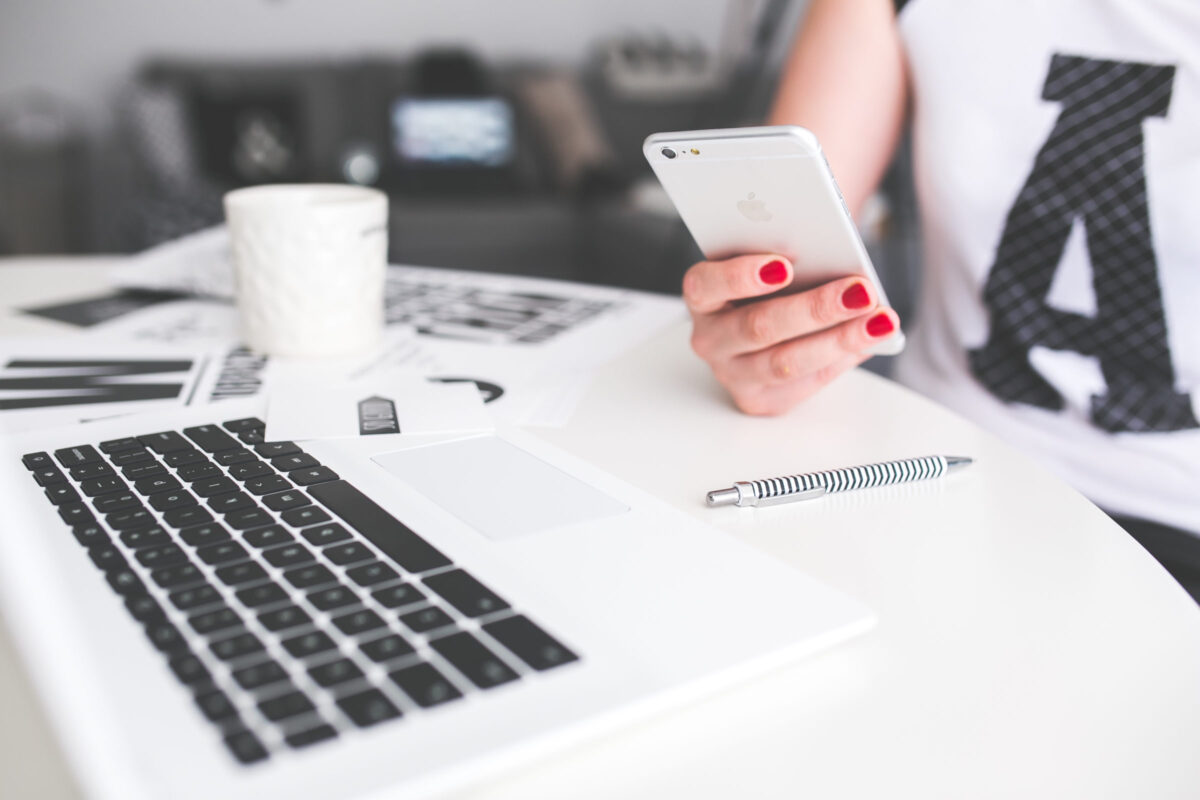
[3,258,1199,799]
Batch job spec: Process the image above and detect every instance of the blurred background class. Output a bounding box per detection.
[0,0,918,306]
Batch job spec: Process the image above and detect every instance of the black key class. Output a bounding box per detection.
[54,445,102,468]
[308,658,364,688]
[163,448,206,468]
[207,491,255,514]
[134,475,180,495]
[431,632,519,689]
[255,441,300,458]
[281,630,336,658]
[263,544,314,568]
[105,508,154,531]
[163,506,214,528]
[126,594,164,622]
[99,437,141,455]
[189,606,242,634]
[483,615,579,671]
[223,729,268,764]
[331,608,385,636]
[80,476,126,496]
[226,508,275,531]
[283,564,335,589]
[244,475,291,496]
[111,449,154,467]
[307,585,357,611]
[272,453,318,472]
[210,632,264,661]
[323,542,373,566]
[94,491,141,514]
[258,605,311,632]
[176,462,221,483]
[282,506,331,528]
[148,489,198,512]
[371,583,425,610]
[44,484,80,505]
[106,567,145,597]
[122,462,167,481]
[193,477,238,499]
[169,584,222,610]
[169,654,211,685]
[263,490,309,512]
[22,451,53,470]
[290,467,339,487]
[184,424,240,453]
[424,569,510,619]
[238,428,265,445]
[196,541,248,565]
[180,522,232,547]
[285,724,337,749]
[139,431,192,454]
[301,523,351,547]
[196,688,238,721]
[400,606,456,634]
[215,448,256,467]
[308,481,450,573]
[243,524,292,549]
[88,544,126,572]
[223,417,265,433]
[152,563,204,588]
[336,688,401,727]
[229,460,272,482]
[216,561,268,587]
[360,634,415,663]
[58,503,96,526]
[233,660,288,690]
[72,523,109,547]
[146,621,186,652]
[31,466,66,487]
[236,583,289,608]
[346,561,398,587]
[69,462,114,481]
[389,662,462,708]
[136,544,187,569]
[119,526,170,549]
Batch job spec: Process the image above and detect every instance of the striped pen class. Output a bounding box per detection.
[705,455,972,508]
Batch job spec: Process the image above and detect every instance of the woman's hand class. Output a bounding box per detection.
[683,254,899,415]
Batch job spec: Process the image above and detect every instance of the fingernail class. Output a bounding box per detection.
[759,260,788,285]
[866,312,895,337]
[841,282,870,310]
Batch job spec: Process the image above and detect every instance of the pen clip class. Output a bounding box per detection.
[752,487,827,507]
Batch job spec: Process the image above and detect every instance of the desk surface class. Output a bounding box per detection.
[2,258,1199,800]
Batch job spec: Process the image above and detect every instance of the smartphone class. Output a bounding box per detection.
[643,125,904,355]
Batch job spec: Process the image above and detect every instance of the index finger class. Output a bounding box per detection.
[681,255,792,315]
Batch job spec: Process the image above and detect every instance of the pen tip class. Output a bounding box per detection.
[706,488,739,507]
[945,456,973,471]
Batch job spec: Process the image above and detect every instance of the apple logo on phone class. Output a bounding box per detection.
[737,192,772,222]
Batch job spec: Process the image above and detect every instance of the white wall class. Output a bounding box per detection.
[0,0,734,125]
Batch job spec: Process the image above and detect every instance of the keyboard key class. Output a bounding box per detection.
[215,448,256,467]
[139,431,192,454]
[301,523,351,547]
[88,544,127,572]
[245,475,292,496]
[80,476,126,496]
[258,605,311,632]
[99,437,141,455]
[290,467,339,486]
[193,477,238,499]
[58,503,96,527]
[208,492,256,515]
[223,417,265,433]
[243,524,292,549]
[210,632,264,661]
[346,561,398,587]
[423,569,510,618]
[30,466,66,487]
[272,453,318,472]
[336,689,400,727]
[233,660,288,690]
[152,563,204,588]
[282,564,336,589]
[259,691,316,722]
[285,724,337,749]
[136,544,187,569]
[281,630,336,659]
[189,606,242,634]
[226,508,276,530]
[148,489,198,512]
[69,462,114,481]
[238,428,265,445]
[308,658,364,688]
[169,654,211,685]
[119,526,170,549]
[400,606,456,634]
[236,583,289,608]
[430,632,519,689]
[307,585,357,611]
[106,567,145,596]
[255,441,300,458]
[122,462,167,481]
[360,634,415,663]
[215,561,268,587]
[93,491,141,514]
[134,475,181,495]
[229,460,272,482]
[22,452,53,470]
[44,484,80,505]
[263,544,314,568]
[146,621,187,652]
[323,542,373,566]
[308,481,450,573]
[184,424,240,453]
[262,490,309,512]
[176,462,221,483]
[163,506,214,528]
[371,583,425,610]
[163,449,206,468]
[331,608,385,636]
[223,729,268,764]
[72,523,109,547]
[170,584,222,610]
[389,662,462,708]
[111,449,154,467]
[180,522,232,547]
[282,506,330,528]
[54,445,102,468]
[196,688,239,721]
[126,594,164,622]
[105,508,154,531]
[197,541,248,565]
[483,615,579,671]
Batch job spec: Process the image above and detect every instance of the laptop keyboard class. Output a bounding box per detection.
[21,418,579,765]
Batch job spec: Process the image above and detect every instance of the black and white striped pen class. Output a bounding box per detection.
[705,455,973,508]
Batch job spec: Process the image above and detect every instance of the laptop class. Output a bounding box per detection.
[0,399,873,800]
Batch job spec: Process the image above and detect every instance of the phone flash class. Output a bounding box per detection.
[690,148,700,155]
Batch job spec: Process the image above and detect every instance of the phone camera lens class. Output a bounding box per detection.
[661,147,677,159]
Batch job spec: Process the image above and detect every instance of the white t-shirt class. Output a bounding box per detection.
[893,0,1200,533]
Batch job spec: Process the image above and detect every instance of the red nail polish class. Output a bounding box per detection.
[759,260,788,285]
[841,283,870,310]
[866,312,895,337]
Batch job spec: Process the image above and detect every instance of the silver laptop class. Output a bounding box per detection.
[0,399,873,800]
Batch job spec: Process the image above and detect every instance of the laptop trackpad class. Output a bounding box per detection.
[372,437,628,541]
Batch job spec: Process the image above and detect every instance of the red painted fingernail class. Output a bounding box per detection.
[759,260,788,285]
[866,312,895,337]
[841,283,870,310]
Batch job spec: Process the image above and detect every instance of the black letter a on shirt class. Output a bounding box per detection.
[969,54,1197,433]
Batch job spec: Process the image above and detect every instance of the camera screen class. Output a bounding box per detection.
[391,97,514,168]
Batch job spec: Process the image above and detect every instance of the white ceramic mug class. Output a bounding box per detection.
[223,184,388,357]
